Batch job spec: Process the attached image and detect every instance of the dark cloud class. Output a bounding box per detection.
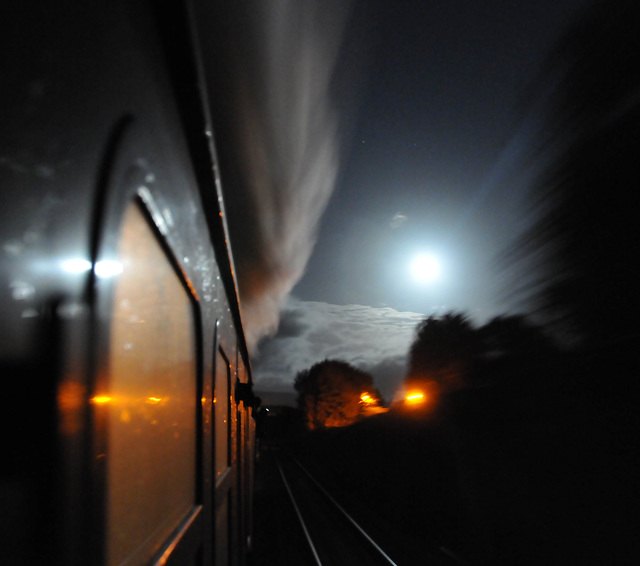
[275,308,309,339]
[252,376,293,393]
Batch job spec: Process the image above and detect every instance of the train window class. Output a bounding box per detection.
[102,202,197,566]
[215,348,231,477]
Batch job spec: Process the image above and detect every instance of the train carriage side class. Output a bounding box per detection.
[1,2,256,565]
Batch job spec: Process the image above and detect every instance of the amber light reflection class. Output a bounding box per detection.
[90,395,167,406]
[104,202,196,566]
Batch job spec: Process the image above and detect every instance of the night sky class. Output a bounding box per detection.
[217,0,593,401]
[295,0,588,315]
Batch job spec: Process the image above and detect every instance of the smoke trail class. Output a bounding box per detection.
[204,0,353,351]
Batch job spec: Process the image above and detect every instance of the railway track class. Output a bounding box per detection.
[275,452,400,566]
[269,449,469,566]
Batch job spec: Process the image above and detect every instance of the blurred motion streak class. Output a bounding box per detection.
[508,0,640,361]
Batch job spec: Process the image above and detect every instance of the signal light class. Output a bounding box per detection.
[405,391,425,405]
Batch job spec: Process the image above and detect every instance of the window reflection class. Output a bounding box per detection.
[104,202,196,566]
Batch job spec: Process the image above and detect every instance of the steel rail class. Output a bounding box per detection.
[291,456,399,566]
[292,455,468,565]
[275,458,324,566]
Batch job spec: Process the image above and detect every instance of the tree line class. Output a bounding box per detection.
[294,311,559,429]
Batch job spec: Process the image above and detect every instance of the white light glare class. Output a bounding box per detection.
[94,260,123,279]
[61,259,92,274]
[60,258,123,279]
[410,253,441,283]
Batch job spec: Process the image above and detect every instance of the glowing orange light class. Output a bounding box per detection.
[146,396,162,405]
[405,391,426,405]
[360,392,375,404]
[91,395,112,405]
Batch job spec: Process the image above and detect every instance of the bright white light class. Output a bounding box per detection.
[410,254,440,283]
[60,258,123,279]
[61,259,92,274]
[94,260,123,279]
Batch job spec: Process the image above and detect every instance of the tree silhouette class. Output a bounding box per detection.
[475,314,559,387]
[294,360,378,430]
[406,312,480,392]
[479,315,555,358]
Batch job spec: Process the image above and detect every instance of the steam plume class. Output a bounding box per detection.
[206,0,353,350]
